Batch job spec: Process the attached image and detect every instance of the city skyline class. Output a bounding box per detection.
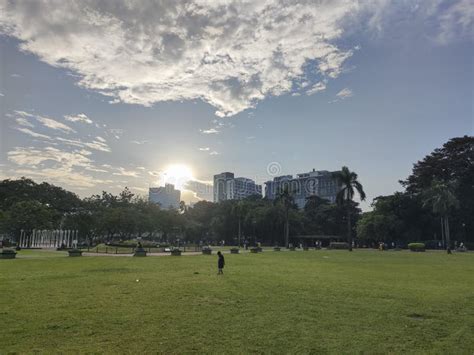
[0,1,472,211]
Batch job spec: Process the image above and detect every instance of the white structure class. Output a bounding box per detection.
[18,229,78,248]
[265,169,342,208]
[213,172,262,202]
[149,184,181,209]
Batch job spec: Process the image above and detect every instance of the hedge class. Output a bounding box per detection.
[408,243,425,252]
[329,242,349,250]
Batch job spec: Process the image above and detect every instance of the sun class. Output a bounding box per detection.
[162,164,194,190]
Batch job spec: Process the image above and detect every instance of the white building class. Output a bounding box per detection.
[213,172,262,202]
[264,169,342,208]
[149,184,181,209]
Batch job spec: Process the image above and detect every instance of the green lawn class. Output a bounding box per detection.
[1,249,473,353]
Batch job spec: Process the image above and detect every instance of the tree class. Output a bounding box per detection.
[276,186,296,248]
[232,200,249,247]
[2,200,56,241]
[356,192,434,246]
[0,177,81,213]
[401,136,474,241]
[332,166,366,251]
[422,180,459,252]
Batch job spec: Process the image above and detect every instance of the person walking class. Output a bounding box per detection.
[217,251,225,275]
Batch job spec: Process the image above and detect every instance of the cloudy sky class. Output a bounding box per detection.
[0,0,472,209]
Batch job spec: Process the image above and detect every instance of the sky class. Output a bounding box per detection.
[0,0,473,210]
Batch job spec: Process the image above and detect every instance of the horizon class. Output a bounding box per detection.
[0,1,473,211]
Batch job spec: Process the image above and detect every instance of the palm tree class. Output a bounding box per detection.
[232,200,246,247]
[332,166,366,251]
[277,186,294,248]
[422,180,459,253]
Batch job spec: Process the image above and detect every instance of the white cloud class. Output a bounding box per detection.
[95,136,107,143]
[6,146,114,188]
[56,137,111,152]
[184,179,213,201]
[8,146,91,167]
[36,116,75,133]
[336,88,353,99]
[0,1,469,118]
[15,117,35,128]
[0,93,4,96]
[15,127,52,140]
[64,113,93,124]
[199,147,210,151]
[436,0,474,44]
[306,82,327,96]
[130,186,148,193]
[0,1,361,117]
[209,151,219,155]
[109,128,124,139]
[200,128,219,135]
[130,140,149,145]
[112,167,141,178]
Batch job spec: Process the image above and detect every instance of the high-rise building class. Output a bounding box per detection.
[213,172,234,202]
[213,172,262,202]
[265,169,342,208]
[149,183,181,209]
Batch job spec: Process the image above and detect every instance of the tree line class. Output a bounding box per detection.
[0,136,472,248]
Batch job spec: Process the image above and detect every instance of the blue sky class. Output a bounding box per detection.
[0,0,472,209]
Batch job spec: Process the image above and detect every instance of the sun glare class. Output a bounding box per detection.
[162,164,194,189]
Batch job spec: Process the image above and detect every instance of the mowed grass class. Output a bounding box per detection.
[1,250,473,354]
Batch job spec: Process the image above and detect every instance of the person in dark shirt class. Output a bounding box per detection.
[217,251,225,275]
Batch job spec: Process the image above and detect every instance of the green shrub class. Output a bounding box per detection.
[202,248,212,255]
[133,249,147,257]
[408,243,425,252]
[0,249,17,259]
[171,249,182,256]
[106,240,158,248]
[464,242,474,250]
[329,242,349,250]
[68,249,83,257]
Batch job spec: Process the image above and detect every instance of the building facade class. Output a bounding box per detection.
[265,169,342,208]
[149,184,181,209]
[213,172,262,202]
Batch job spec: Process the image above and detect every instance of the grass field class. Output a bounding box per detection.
[1,249,473,353]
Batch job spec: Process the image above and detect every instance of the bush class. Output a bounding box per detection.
[106,240,158,248]
[230,248,239,254]
[0,249,17,259]
[464,242,474,250]
[250,247,259,253]
[68,249,83,257]
[133,249,147,257]
[408,243,425,252]
[171,249,182,256]
[329,242,349,250]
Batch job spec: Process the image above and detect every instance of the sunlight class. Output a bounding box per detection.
[162,164,194,190]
